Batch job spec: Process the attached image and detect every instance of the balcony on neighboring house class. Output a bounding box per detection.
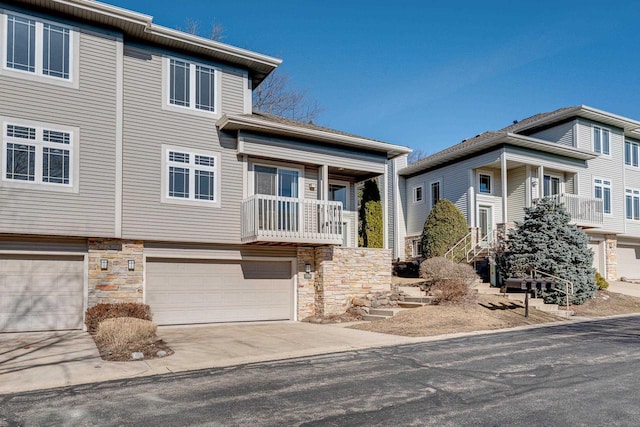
[548,193,603,227]
[241,195,344,244]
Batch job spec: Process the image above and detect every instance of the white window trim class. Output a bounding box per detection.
[162,56,222,118]
[412,183,424,205]
[626,188,640,221]
[593,177,612,216]
[592,125,611,157]
[430,179,442,209]
[476,170,493,195]
[161,144,221,207]
[543,173,564,197]
[247,159,304,199]
[329,178,351,211]
[0,10,79,89]
[0,116,79,193]
[625,140,640,168]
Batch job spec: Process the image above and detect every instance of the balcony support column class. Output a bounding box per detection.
[501,151,508,224]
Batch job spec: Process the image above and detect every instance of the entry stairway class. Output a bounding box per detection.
[473,280,573,318]
[361,285,433,321]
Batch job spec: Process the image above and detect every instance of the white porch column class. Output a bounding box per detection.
[537,165,544,200]
[382,161,389,250]
[501,151,508,224]
[468,169,475,228]
[319,165,329,200]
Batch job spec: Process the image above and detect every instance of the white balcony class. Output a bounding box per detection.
[241,195,344,244]
[548,193,603,227]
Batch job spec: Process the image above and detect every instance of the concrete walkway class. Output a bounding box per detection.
[0,322,425,395]
[607,280,640,298]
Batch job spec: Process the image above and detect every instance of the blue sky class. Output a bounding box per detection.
[108,0,640,155]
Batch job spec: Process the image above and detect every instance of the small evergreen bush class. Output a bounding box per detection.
[358,179,383,248]
[595,272,609,290]
[421,200,468,259]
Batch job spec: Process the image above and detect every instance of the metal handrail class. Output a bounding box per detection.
[443,232,472,262]
[532,268,574,312]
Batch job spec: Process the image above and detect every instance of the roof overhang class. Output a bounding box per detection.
[400,132,597,176]
[12,0,281,86]
[217,114,412,159]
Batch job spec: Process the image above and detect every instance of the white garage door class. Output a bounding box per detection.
[0,255,84,332]
[146,259,293,325]
[617,245,640,280]
[589,242,602,275]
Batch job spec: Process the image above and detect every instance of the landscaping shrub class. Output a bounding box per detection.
[419,257,478,304]
[94,317,157,351]
[85,303,152,334]
[595,272,609,290]
[358,179,383,248]
[420,200,468,259]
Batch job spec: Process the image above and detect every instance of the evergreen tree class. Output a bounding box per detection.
[358,179,383,248]
[421,199,468,259]
[499,198,596,305]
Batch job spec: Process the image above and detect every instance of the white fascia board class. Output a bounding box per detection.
[219,114,411,157]
[56,0,152,25]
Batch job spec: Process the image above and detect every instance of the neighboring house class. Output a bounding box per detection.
[400,105,640,282]
[0,0,410,332]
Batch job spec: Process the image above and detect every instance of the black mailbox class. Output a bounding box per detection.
[504,277,557,318]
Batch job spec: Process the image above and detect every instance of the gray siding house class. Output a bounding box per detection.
[0,0,410,332]
[400,105,640,282]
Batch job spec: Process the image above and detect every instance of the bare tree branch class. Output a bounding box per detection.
[408,149,428,163]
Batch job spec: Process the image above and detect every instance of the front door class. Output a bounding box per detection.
[254,165,300,232]
[328,180,350,246]
[478,205,493,245]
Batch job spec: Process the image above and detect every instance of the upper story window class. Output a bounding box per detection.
[430,180,441,208]
[626,188,640,221]
[593,126,610,155]
[162,146,220,206]
[543,174,561,197]
[625,141,639,167]
[1,119,78,192]
[478,172,492,194]
[165,57,219,116]
[2,13,76,85]
[594,178,611,215]
[412,184,424,204]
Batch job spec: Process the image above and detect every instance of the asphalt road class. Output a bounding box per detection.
[3,316,640,426]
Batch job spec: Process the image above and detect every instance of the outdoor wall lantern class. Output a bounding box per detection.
[100,259,108,270]
[304,263,312,279]
[128,260,136,271]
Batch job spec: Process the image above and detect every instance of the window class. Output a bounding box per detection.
[478,173,492,194]
[543,175,561,197]
[430,180,441,207]
[412,185,424,204]
[2,121,75,190]
[164,147,219,204]
[413,240,423,258]
[626,189,640,220]
[625,141,639,167]
[593,126,610,155]
[3,13,73,82]
[594,178,611,215]
[329,182,349,209]
[166,58,218,113]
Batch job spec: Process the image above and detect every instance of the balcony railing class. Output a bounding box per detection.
[548,193,603,226]
[241,195,344,244]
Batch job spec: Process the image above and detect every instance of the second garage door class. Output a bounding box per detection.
[146,259,293,325]
[617,245,640,280]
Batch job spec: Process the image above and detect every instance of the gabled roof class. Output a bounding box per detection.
[399,105,640,176]
[12,0,281,87]
[217,112,411,159]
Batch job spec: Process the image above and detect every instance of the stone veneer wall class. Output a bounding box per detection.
[296,247,316,319]
[311,246,392,316]
[88,239,144,306]
[604,235,617,281]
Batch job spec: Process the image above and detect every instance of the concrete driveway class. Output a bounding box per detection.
[0,322,424,395]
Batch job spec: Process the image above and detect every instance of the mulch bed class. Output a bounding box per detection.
[93,336,174,362]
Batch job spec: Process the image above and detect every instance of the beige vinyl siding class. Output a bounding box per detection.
[529,120,575,146]
[304,167,319,199]
[121,45,247,243]
[404,149,502,236]
[507,166,527,223]
[240,133,387,174]
[575,119,625,234]
[0,25,118,237]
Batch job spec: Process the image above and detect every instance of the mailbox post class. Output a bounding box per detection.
[504,278,556,318]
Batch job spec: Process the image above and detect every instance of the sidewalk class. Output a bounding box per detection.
[607,280,640,298]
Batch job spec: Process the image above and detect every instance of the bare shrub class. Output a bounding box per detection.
[94,317,157,351]
[420,257,478,304]
[85,303,152,334]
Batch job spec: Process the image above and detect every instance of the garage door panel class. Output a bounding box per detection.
[146,259,293,325]
[0,255,84,332]
[618,245,640,279]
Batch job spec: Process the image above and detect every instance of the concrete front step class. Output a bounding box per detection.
[369,308,405,317]
[397,285,426,298]
[361,314,389,321]
[403,297,433,304]
[474,287,503,295]
[397,301,426,308]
